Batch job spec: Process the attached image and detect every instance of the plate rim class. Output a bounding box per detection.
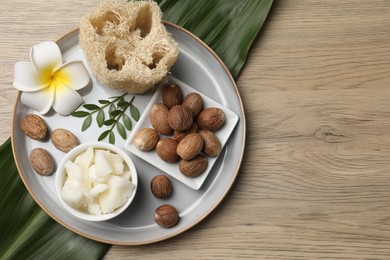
[11,21,247,245]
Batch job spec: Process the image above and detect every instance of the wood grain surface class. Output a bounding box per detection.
[1,0,390,258]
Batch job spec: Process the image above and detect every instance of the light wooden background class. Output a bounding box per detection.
[1,0,390,259]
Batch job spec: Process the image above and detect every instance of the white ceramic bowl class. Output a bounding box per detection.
[55,142,138,221]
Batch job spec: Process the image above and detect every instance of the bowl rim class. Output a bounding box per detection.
[55,141,138,222]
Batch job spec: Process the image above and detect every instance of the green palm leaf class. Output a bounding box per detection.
[156,0,273,79]
[0,139,110,259]
[1,0,272,258]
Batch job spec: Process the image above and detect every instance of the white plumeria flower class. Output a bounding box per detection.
[13,41,90,115]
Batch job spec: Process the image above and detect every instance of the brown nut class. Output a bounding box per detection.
[173,123,198,142]
[134,128,159,151]
[176,133,204,160]
[196,107,225,131]
[167,105,193,131]
[162,84,183,109]
[151,175,172,199]
[156,138,179,163]
[29,148,54,176]
[21,114,48,140]
[154,204,179,228]
[150,103,173,135]
[183,92,203,117]
[179,154,208,177]
[199,130,222,157]
[51,128,79,152]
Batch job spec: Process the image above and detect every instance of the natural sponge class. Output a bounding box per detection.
[79,0,179,93]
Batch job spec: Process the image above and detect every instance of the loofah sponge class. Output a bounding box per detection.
[79,0,179,93]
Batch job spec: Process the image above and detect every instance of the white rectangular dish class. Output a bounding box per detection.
[125,75,239,190]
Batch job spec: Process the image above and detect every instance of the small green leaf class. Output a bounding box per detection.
[71,111,90,118]
[117,122,126,139]
[117,101,128,107]
[109,132,115,144]
[110,110,122,117]
[96,110,105,127]
[98,130,110,141]
[130,104,140,121]
[83,104,100,110]
[98,99,110,104]
[109,104,116,119]
[122,114,132,130]
[82,115,92,131]
[103,119,115,126]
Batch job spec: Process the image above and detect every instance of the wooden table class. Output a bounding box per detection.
[1,0,390,258]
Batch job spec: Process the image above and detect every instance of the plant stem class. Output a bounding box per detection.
[90,93,127,115]
[108,96,135,132]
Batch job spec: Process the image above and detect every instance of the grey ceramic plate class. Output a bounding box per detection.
[12,22,246,245]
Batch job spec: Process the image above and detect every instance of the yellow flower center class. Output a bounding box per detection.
[38,66,70,94]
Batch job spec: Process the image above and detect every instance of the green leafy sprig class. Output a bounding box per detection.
[71,94,140,144]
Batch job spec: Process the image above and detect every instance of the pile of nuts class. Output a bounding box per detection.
[21,114,79,176]
[21,82,226,229]
[136,82,227,229]
[134,83,224,177]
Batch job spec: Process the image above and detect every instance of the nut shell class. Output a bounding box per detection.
[29,148,54,176]
[154,204,179,228]
[168,105,193,131]
[21,114,47,140]
[150,103,173,135]
[156,138,179,163]
[197,107,225,131]
[199,130,222,157]
[183,92,203,117]
[150,175,172,199]
[179,154,208,177]
[177,133,204,160]
[134,128,159,151]
[51,128,79,152]
[162,84,183,109]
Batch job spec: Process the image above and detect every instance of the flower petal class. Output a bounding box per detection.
[52,85,84,115]
[30,41,62,72]
[20,87,54,114]
[55,61,90,90]
[13,61,49,92]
